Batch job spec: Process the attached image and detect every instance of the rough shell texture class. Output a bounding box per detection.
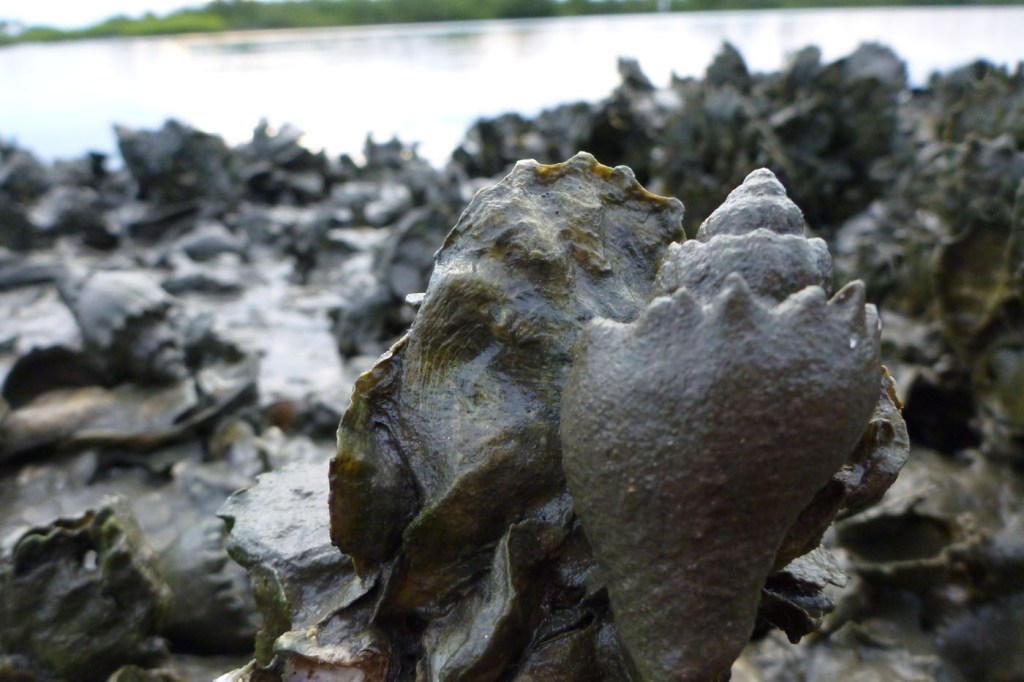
[834,133,1024,463]
[328,152,684,608]
[157,517,259,654]
[0,498,170,681]
[560,169,883,681]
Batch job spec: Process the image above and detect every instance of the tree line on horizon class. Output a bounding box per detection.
[1,0,1011,45]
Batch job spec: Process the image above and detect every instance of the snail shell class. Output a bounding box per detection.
[560,169,882,681]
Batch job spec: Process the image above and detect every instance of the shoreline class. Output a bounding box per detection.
[6,6,1024,165]
[3,1,1019,47]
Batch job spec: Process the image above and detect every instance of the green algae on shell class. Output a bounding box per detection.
[0,498,171,681]
[329,152,684,608]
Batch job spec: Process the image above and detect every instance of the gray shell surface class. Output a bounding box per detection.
[561,169,884,681]
[329,152,684,610]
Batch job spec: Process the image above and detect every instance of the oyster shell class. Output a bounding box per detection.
[0,498,170,681]
[329,152,684,607]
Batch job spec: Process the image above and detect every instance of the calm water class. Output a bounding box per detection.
[1,6,1022,165]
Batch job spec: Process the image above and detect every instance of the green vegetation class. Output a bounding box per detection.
[1,0,1018,46]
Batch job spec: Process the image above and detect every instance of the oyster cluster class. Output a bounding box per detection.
[315,154,906,681]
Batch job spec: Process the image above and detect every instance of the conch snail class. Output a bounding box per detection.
[561,169,883,681]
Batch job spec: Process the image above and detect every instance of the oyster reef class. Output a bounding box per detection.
[2,42,1024,682]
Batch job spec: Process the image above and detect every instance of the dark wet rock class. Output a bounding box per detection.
[363,181,414,227]
[116,120,241,216]
[377,205,458,302]
[936,592,1024,681]
[755,548,849,644]
[705,42,752,91]
[0,143,51,204]
[0,285,83,389]
[834,449,985,589]
[28,185,112,247]
[0,355,255,464]
[160,244,248,296]
[823,446,1024,679]
[327,176,411,227]
[158,518,259,654]
[932,139,1024,356]
[457,41,908,237]
[327,137,452,233]
[59,269,190,385]
[0,259,65,293]
[362,135,419,172]
[319,166,466,360]
[237,121,330,205]
[582,57,678,186]
[1,342,98,405]
[326,203,463,361]
[772,42,908,227]
[220,455,370,667]
[972,335,1024,463]
[0,499,170,682]
[662,42,905,235]
[323,225,393,255]
[0,103,519,682]
[49,151,111,190]
[326,254,393,359]
[161,264,245,296]
[834,133,1024,465]
[0,443,262,673]
[924,60,1024,146]
[451,112,548,178]
[113,200,200,244]
[0,199,38,252]
[452,103,596,179]
[0,380,195,463]
[173,220,248,263]
[0,269,257,463]
[803,623,946,680]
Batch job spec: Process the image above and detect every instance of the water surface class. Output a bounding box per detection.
[1,6,1021,164]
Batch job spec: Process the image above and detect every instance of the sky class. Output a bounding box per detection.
[0,1,208,29]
